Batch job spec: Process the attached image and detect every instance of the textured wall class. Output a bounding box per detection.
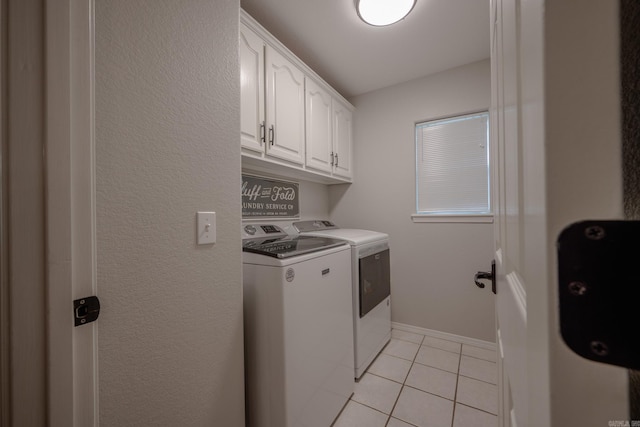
[298,180,330,220]
[95,1,244,425]
[329,60,496,342]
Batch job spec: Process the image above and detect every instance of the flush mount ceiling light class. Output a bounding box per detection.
[356,0,417,26]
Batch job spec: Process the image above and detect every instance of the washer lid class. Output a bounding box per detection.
[242,235,347,259]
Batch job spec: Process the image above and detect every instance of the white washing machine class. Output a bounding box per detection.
[293,220,391,379]
[242,223,354,427]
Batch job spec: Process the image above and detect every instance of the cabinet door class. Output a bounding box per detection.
[305,79,332,173]
[332,100,352,179]
[240,24,265,154]
[265,47,305,165]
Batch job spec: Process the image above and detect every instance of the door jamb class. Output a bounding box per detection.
[1,0,9,423]
[46,0,98,426]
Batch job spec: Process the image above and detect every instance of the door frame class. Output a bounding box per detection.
[0,0,97,425]
[46,0,98,425]
[1,0,9,423]
[2,0,48,425]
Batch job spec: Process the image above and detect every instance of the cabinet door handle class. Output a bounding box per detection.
[330,151,334,166]
[335,153,339,167]
[269,125,274,146]
[259,122,265,144]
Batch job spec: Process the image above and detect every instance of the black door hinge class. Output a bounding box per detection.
[558,220,640,370]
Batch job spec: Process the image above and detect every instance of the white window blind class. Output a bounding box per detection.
[415,112,490,215]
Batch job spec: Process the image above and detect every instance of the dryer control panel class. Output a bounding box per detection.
[293,220,338,233]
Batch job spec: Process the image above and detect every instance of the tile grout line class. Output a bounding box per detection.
[456,401,499,417]
[345,330,498,427]
[401,383,456,403]
[460,352,498,363]
[398,334,498,362]
[383,334,425,427]
[457,348,501,419]
[450,343,463,427]
[346,337,411,426]
[390,332,471,426]
[458,372,498,386]
[335,399,405,426]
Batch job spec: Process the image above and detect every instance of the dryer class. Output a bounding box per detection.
[293,220,391,379]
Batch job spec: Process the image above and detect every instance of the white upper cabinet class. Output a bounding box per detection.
[305,81,353,180]
[332,99,353,180]
[240,10,354,184]
[240,23,265,154]
[305,79,333,173]
[265,47,305,165]
[240,22,304,165]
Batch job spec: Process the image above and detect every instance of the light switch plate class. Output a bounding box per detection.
[197,212,216,245]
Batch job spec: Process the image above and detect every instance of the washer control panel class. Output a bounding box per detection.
[242,224,286,240]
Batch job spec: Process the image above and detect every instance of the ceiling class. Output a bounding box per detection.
[240,0,490,99]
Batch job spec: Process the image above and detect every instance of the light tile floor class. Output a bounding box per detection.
[332,329,498,427]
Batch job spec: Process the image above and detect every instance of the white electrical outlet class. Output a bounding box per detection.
[197,212,216,245]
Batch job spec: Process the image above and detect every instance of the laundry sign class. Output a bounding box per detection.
[242,174,299,218]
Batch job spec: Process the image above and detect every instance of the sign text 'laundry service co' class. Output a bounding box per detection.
[242,175,299,218]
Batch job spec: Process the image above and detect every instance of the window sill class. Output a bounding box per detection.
[411,214,494,224]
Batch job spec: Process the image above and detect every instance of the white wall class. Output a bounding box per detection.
[298,180,330,219]
[95,1,245,425]
[329,60,496,342]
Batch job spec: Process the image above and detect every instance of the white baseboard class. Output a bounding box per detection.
[391,321,497,351]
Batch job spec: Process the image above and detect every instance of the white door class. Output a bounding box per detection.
[491,0,629,426]
[265,46,305,165]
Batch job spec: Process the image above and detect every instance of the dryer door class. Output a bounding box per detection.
[359,249,390,317]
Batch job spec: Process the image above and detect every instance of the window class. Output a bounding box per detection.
[414,112,491,222]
